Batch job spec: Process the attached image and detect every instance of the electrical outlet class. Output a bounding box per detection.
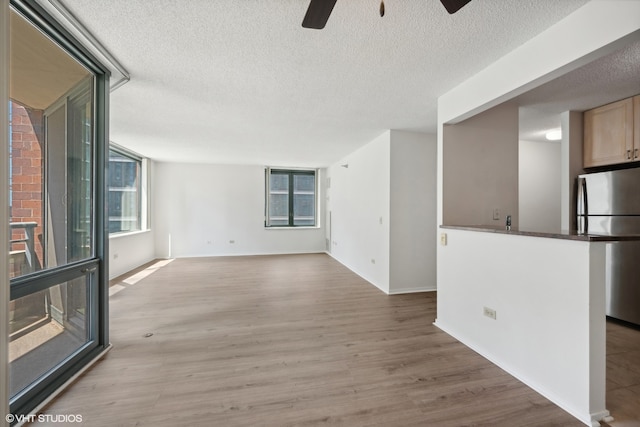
[440,233,447,246]
[493,208,500,221]
[483,306,497,320]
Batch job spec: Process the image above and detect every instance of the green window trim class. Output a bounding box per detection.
[108,145,145,235]
[265,168,317,228]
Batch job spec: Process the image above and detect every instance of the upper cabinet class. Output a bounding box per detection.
[584,95,639,168]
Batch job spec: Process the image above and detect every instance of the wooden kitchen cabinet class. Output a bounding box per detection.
[583,96,637,168]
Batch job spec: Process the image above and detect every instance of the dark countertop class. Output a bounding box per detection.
[440,224,640,242]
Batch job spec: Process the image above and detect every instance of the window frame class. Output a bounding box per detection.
[107,144,148,235]
[265,168,317,228]
[8,0,111,418]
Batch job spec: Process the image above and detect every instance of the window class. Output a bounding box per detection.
[8,1,109,418]
[266,169,316,227]
[108,147,144,233]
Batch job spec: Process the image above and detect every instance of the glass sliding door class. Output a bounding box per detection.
[43,77,94,270]
[10,268,97,398]
[8,0,109,419]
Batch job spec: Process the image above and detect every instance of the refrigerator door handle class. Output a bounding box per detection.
[577,177,587,233]
[577,177,587,215]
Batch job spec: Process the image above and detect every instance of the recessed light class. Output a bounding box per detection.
[545,130,562,141]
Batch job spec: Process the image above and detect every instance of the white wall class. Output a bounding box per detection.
[1,1,10,423]
[389,130,437,293]
[442,102,519,227]
[436,229,607,425]
[560,111,584,231]
[327,131,391,292]
[518,139,561,232]
[327,130,437,294]
[153,162,325,258]
[109,231,155,279]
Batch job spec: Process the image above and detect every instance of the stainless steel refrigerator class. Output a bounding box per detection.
[577,167,640,326]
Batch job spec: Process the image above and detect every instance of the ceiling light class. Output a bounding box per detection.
[545,130,562,141]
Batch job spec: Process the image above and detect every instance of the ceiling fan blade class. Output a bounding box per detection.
[302,0,338,29]
[440,0,472,14]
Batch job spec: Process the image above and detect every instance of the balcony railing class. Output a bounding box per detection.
[10,221,41,277]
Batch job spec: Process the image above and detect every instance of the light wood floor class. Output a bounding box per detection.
[29,254,639,426]
[605,320,640,426]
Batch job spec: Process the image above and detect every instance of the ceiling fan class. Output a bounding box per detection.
[302,0,473,29]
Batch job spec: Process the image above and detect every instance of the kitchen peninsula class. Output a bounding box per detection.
[434,224,640,426]
[433,2,640,425]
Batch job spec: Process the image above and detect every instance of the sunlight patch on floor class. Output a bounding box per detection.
[110,258,175,296]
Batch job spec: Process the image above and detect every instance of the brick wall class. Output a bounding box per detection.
[10,101,44,274]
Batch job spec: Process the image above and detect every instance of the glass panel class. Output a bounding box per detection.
[8,6,99,412]
[269,173,289,192]
[42,79,94,268]
[108,150,141,233]
[66,80,94,262]
[9,9,94,277]
[9,275,91,398]
[293,174,315,226]
[9,101,45,278]
[294,174,315,192]
[269,173,289,225]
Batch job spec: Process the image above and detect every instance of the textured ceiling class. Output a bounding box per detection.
[58,0,596,166]
[517,39,640,142]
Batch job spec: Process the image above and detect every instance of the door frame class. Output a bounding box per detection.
[7,0,110,419]
[2,0,11,425]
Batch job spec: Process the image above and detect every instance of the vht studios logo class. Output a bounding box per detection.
[6,413,83,423]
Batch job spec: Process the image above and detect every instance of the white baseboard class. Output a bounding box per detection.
[433,320,608,427]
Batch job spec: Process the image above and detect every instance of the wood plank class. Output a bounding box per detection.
[605,320,640,426]
[30,254,635,426]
